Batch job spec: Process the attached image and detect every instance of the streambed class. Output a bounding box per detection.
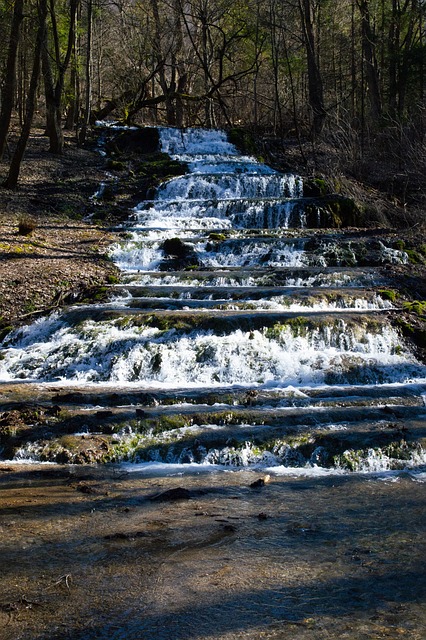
[0,463,425,639]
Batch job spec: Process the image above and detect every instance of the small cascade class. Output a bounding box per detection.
[0,126,425,477]
[132,127,305,230]
[1,314,423,385]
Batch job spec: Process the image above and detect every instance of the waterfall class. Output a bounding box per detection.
[0,126,425,475]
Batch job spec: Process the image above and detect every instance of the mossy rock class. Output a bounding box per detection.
[134,153,187,179]
[393,239,406,250]
[227,128,257,155]
[208,232,227,242]
[394,317,426,351]
[106,127,160,155]
[405,249,426,265]
[378,289,398,303]
[0,325,13,343]
[106,274,120,285]
[105,159,126,171]
[303,177,332,197]
[402,300,426,316]
[308,195,361,228]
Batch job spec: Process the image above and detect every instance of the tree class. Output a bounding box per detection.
[0,0,25,159]
[298,0,327,137]
[42,0,79,153]
[357,0,382,123]
[78,0,93,144]
[3,0,48,189]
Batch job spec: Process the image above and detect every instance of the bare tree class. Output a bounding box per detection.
[42,0,79,153]
[356,0,382,123]
[298,0,326,137]
[3,0,48,189]
[0,0,25,159]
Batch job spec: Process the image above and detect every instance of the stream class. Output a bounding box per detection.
[0,128,425,639]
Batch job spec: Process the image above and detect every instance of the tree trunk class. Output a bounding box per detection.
[299,0,326,137]
[357,0,382,123]
[3,0,47,189]
[42,0,79,153]
[78,0,93,145]
[42,39,64,153]
[0,0,25,160]
[151,0,177,125]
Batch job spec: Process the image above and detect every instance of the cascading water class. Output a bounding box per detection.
[0,126,425,476]
[2,125,425,640]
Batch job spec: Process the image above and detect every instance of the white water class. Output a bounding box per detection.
[131,128,305,231]
[1,317,424,386]
[1,127,425,475]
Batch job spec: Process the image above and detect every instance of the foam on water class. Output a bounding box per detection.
[1,319,425,386]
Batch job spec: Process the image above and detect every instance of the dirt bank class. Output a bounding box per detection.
[0,130,119,330]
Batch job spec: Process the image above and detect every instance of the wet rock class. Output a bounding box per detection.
[95,410,114,419]
[106,128,160,155]
[150,487,192,502]
[159,237,201,271]
[257,512,269,520]
[52,392,85,404]
[244,390,258,406]
[310,446,329,466]
[250,475,271,488]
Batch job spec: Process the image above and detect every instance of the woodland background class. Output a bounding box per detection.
[0,0,426,214]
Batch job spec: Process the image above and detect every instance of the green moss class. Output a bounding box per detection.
[92,287,109,301]
[208,233,227,242]
[378,289,397,302]
[305,196,360,229]
[395,317,426,350]
[0,325,13,343]
[405,249,425,264]
[402,300,426,316]
[106,274,120,284]
[303,178,330,197]
[227,128,257,155]
[334,449,363,471]
[105,159,126,171]
[134,153,187,179]
[394,240,406,250]
[58,435,80,451]
[334,441,422,471]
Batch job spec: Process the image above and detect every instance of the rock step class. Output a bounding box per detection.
[7,411,426,467]
[3,397,425,444]
[119,267,384,288]
[2,381,426,409]
[104,298,392,312]
[61,307,392,328]
[109,285,385,301]
[106,288,393,312]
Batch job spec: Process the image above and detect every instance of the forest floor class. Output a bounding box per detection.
[0,130,119,330]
